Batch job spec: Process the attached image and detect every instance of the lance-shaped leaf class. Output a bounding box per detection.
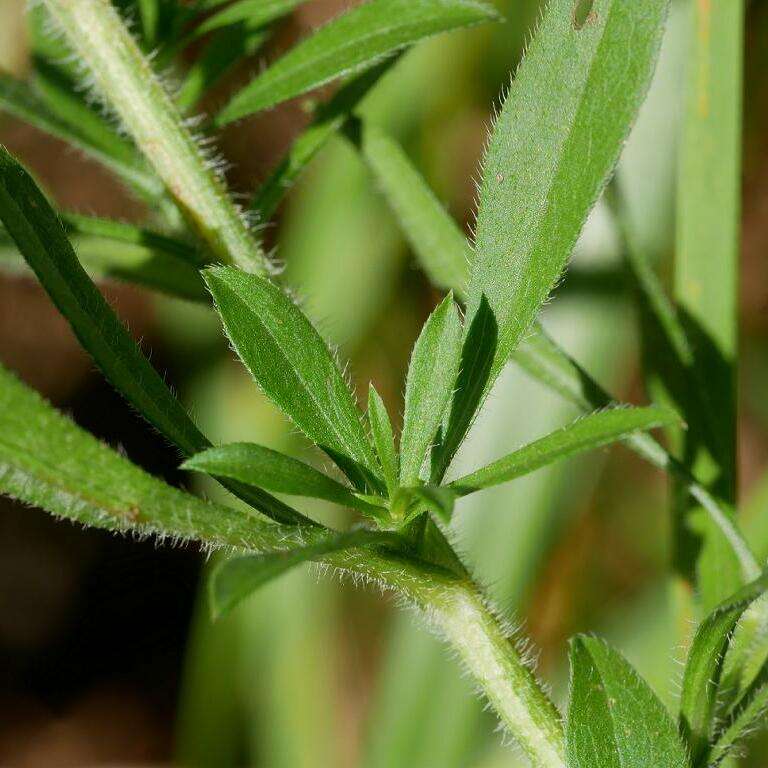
[0,71,161,201]
[399,293,462,486]
[449,406,678,497]
[216,0,500,123]
[251,59,397,221]
[0,361,308,547]
[0,147,303,525]
[183,442,383,516]
[356,120,470,297]
[679,571,768,765]
[566,636,690,768]
[209,529,392,618]
[433,0,670,480]
[191,0,306,39]
[203,266,381,492]
[368,385,398,497]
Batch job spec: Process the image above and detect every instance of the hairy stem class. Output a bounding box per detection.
[41,0,264,272]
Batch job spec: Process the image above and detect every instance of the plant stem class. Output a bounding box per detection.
[41,0,265,273]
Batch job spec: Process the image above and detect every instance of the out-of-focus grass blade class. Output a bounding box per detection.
[0,71,162,201]
[368,385,398,497]
[566,636,689,768]
[191,0,306,40]
[176,25,269,112]
[216,0,500,124]
[0,146,305,525]
[674,0,743,611]
[183,442,382,515]
[251,59,397,221]
[399,293,462,486]
[203,266,382,493]
[450,406,678,497]
[137,0,160,45]
[356,119,469,297]
[679,572,768,765]
[209,528,392,619]
[433,0,669,481]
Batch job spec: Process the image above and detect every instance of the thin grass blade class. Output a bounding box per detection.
[191,0,306,40]
[216,0,500,124]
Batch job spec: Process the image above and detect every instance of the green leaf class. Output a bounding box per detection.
[679,571,768,765]
[251,58,397,221]
[0,70,161,201]
[368,384,398,497]
[392,485,455,526]
[209,529,391,618]
[216,0,500,124]
[203,266,381,492]
[183,442,383,516]
[399,293,462,486]
[566,635,689,768]
[176,25,269,112]
[0,361,306,546]
[191,0,306,40]
[0,146,303,525]
[356,119,470,297]
[434,0,669,480]
[449,406,678,497]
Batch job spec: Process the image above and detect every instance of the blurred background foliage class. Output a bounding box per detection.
[0,0,767,765]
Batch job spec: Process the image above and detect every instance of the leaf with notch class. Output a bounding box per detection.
[567,635,690,768]
[183,442,383,517]
[399,293,462,486]
[432,0,670,480]
[209,528,392,618]
[216,0,500,123]
[0,146,303,525]
[449,406,678,497]
[368,384,398,497]
[679,571,768,765]
[203,266,381,493]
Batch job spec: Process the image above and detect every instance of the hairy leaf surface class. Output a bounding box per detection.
[399,293,462,486]
[567,636,689,768]
[434,0,670,479]
[204,266,380,492]
[450,406,678,496]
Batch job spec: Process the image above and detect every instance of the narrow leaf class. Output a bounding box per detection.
[368,384,398,497]
[679,571,768,764]
[177,25,269,112]
[0,146,303,524]
[399,293,462,486]
[209,529,391,618]
[434,0,670,479]
[192,0,306,39]
[216,0,500,123]
[0,361,307,547]
[183,442,382,515]
[251,58,397,221]
[356,119,470,297]
[566,635,689,768]
[203,266,381,492]
[450,406,678,497]
[392,485,455,526]
[0,71,161,200]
